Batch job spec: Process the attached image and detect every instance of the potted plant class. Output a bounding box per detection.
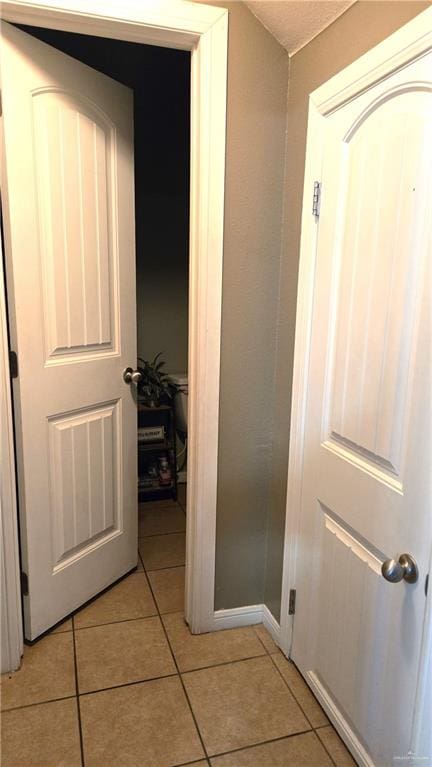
[137,353,179,407]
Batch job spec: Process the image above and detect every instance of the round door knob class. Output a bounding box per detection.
[123,367,142,386]
[381,554,418,584]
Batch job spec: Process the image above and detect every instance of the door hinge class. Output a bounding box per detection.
[288,589,296,615]
[20,572,29,596]
[312,181,321,217]
[9,350,18,378]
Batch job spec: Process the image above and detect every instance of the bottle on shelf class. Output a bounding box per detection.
[158,455,172,487]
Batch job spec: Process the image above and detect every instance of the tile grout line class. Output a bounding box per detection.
[173,651,268,675]
[74,612,160,632]
[253,628,339,762]
[71,615,86,767]
[74,605,189,632]
[141,555,211,764]
[1,693,78,715]
[313,728,341,767]
[179,652,275,677]
[201,728,325,762]
[267,651,315,732]
[144,563,186,573]
[266,653,340,767]
[253,627,277,656]
[252,631,325,735]
[253,629,333,746]
[78,672,179,699]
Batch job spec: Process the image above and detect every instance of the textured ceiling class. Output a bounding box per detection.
[244,1,355,55]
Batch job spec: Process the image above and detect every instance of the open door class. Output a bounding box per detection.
[287,14,432,767]
[1,22,138,640]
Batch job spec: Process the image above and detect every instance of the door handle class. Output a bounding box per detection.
[381,553,418,584]
[123,367,142,386]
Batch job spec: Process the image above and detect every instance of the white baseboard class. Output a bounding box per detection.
[262,604,281,645]
[307,672,374,767]
[212,603,281,646]
[212,604,263,631]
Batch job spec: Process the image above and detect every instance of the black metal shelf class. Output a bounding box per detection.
[138,440,173,453]
[137,400,177,502]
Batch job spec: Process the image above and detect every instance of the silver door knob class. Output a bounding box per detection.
[381,554,418,584]
[123,367,142,386]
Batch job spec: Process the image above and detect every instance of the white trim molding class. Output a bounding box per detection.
[213,604,281,647]
[279,3,432,759]
[0,236,23,674]
[213,605,264,632]
[261,605,281,646]
[307,673,375,767]
[0,0,228,665]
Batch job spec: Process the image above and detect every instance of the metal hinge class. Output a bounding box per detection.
[288,589,296,615]
[9,350,18,378]
[21,572,29,596]
[312,181,321,217]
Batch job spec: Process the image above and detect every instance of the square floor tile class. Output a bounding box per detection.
[80,675,204,766]
[74,573,156,629]
[139,505,186,537]
[139,532,186,570]
[75,616,175,693]
[317,725,357,766]
[210,731,334,766]
[183,656,310,755]
[163,612,265,671]
[147,566,185,614]
[1,698,81,767]
[272,653,328,727]
[253,624,279,654]
[1,634,76,710]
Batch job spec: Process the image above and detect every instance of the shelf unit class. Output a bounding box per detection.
[138,402,178,502]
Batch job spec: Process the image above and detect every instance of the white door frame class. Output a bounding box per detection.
[0,231,23,674]
[279,8,432,763]
[0,0,228,668]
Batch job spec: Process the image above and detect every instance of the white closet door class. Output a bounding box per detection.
[1,22,138,640]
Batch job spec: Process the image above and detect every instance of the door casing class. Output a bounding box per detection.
[0,0,228,668]
[279,8,432,765]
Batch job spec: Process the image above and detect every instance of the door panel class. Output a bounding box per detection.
[292,47,431,765]
[327,95,428,477]
[33,90,116,359]
[49,400,121,568]
[1,23,137,640]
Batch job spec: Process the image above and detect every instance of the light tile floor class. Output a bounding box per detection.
[1,492,357,766]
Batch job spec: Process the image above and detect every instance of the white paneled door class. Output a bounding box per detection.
[1,23,137,640]
[291,33,431,767]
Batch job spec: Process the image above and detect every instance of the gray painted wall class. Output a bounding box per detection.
[264,0,429,621]
[195,0,289,610]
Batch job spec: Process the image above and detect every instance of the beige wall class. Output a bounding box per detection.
[195,0,289,609]
[264,0,429,620]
